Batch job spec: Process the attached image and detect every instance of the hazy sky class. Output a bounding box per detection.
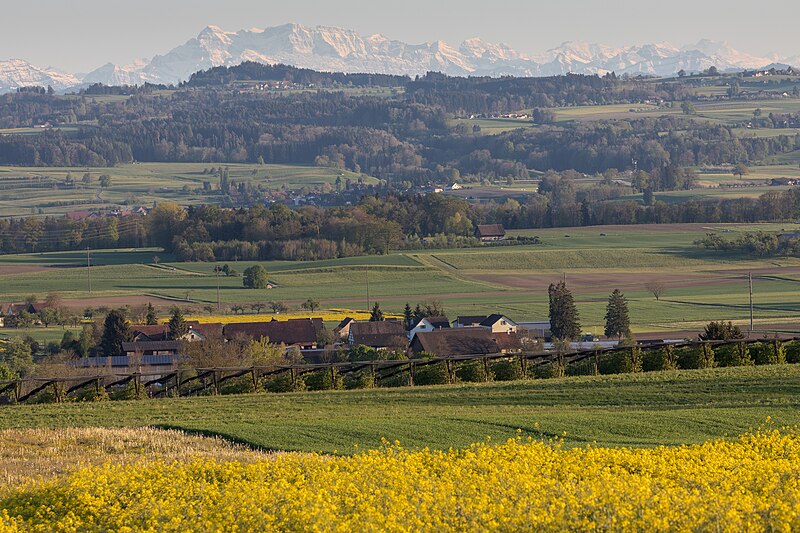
[4,0,800,72]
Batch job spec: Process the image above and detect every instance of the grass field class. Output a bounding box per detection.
[2,223,800,334]
[0,162,374,218]
[0,365,797,452]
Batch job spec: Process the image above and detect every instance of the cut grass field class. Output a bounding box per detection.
[0,365,798,453]
[0,162,374,218]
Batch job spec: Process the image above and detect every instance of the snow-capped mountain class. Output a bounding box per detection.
[0,23,796,93]
[0,59,81,93]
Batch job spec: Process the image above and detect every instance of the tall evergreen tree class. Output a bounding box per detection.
[548,282,581,340]
[145,302,158,325]
[604,289,631,340]
[403,303,414,330]
[100,310,132,356]
[370,302,384,322]
[168,307,189,340]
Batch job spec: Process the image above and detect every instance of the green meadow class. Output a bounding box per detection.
[0,365,797,452]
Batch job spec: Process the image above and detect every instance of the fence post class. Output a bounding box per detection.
[446,359,455,384]
[370,363,377,388]
[251,369,258,392]
[133,374,141,399]
[519,354,528,377]
[408,361,415,387]
[13,380,21,403]
[483,357,490,382]
[593,350,601,376]
[212,369,219,396]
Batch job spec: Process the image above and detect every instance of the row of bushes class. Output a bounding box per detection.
[14,340,800,403]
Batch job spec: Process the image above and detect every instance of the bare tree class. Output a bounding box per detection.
[645,282,666,301]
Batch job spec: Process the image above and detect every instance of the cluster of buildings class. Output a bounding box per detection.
[89,313,554,369]
[64,206,150,221]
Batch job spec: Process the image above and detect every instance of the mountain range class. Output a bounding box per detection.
[1,23,798,93]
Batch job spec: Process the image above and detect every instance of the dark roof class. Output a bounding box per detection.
[132,325,169,339]
[476,224,506,237]
[455,315,488,326]
[410,329,500,356]
[350,321,406,348]
[480,314,516,327]
[189,323,223,338]
[121,341,182,353]
[223,319,319,346]
[412,316,451,329]
[492,333,523,353]
[336,317,355,329]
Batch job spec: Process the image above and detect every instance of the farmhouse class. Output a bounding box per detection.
[223,318,323,349]
[475,224,506,241]
[479,314,518,334]
[409,329,522,357]
[334,317,356,339]
[121,340,182,357]
[407,316,451,341]
[453,315,489,328]
[452,314,517,334]
[348,320,406,350]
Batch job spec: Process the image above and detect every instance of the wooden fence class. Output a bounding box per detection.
[0,337,793,405]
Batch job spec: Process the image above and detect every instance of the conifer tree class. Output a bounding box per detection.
[100,310,132,356]
[168,307,189,340]
[548,282,581,340]
[403,303,414,330]
[604,289,631,340]
[145,302,158,325]
[370,302,384,322]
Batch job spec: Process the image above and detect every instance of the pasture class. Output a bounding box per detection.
[0,162,373,218]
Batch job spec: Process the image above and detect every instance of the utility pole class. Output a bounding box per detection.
[749,272,754,333]
[86,247,92,295]
[214,266,222,311]
[366,266,370,312]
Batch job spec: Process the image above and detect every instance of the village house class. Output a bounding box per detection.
[478,314,518,334]
[348,320,406,350]
[475,224,506,241]
[406,316,450,341]
[452,314,517,334]
[334,317,356,339]
[121,340,183,357]
[409,328,522,357]
[223,318,323,350]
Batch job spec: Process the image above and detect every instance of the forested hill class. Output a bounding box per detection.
[1,66,800,189]
[183,62,411,88]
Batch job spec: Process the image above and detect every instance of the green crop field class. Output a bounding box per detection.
[0,365,797,452]
[0,162,375,218]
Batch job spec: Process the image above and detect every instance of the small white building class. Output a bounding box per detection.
[407,316,450,341]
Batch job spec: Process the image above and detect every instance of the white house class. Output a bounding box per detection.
[407,316,451,341]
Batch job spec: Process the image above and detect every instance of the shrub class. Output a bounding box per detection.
[752,341,786,365]
[266,373,306,393]
[643,346,678,372]
[492,359,525,381]
[456,360,494,382]
[785,341,800,364]
[343,370,374,390]
[412,362,450,386]
[305,369,342,391]
[715,343,753,367]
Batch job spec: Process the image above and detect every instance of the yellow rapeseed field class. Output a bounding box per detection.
[177,308,400,324]
[1,426,799,532]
